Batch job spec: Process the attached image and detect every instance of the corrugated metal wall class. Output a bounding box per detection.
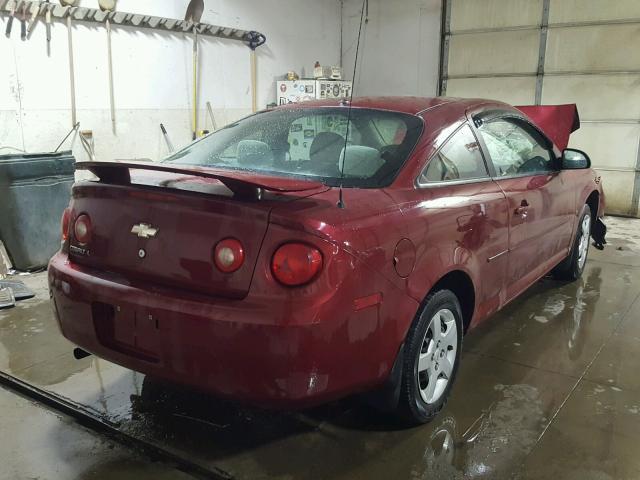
[441,0,640,216]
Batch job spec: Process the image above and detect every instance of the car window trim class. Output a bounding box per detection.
[415,122,492,188]
[416,176,496,189]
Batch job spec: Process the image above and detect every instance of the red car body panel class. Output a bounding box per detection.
[516,104,580,150]
[48,97,605,408]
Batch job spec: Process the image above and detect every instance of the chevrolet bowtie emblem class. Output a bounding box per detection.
[131,223,159,239]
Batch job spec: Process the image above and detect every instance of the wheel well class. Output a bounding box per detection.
[586,190,599,222]
[430,270,475,333]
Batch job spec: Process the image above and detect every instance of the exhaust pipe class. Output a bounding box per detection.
[73,348,92,360]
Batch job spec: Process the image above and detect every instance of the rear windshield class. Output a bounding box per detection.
[162,108,423,188]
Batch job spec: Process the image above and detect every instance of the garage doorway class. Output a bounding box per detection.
[439,0,640,217]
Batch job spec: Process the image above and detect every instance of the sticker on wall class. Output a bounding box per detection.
[280,84,287,92]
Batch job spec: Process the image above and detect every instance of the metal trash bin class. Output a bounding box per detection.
[0,151,75,271]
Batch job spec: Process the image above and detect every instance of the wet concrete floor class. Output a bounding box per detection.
[0,386,194,480]
[1,216,640,479]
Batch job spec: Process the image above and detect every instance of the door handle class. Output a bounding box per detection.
[514,199,529,217]
[514,207,528,217]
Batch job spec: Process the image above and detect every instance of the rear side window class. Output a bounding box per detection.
[419,124,488,184]
[478,118,555,176]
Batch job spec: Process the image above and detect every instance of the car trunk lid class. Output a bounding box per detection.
[68,161,327,299]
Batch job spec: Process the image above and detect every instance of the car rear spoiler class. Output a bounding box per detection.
[76,161,324,198]
[515,104,580,150]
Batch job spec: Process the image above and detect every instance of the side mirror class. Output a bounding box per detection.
[561,148,591,169]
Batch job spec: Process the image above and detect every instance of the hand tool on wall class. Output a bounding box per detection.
[206,101,217,132]
[98,0,116,10]
[184,0,203,25]
[106,17,115,132]
[99,0,117,133]
[185,0,204,141]
[27,2,40,38]
[54,122,80,152]
[80,130,96,161]
[45,1,52,54]
[5,0,18,37]
[160,124,175,154]
[19,1,27,40]
[62,0,79,127]
[191,27,198,140]
[245,31,266,113]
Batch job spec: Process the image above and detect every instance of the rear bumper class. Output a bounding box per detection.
[48,252,417,408]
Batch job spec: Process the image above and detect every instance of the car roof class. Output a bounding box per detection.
[271,96,514,116]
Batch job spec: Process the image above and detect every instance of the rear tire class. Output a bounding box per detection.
[397,290,463,425]
[553,204,592,281]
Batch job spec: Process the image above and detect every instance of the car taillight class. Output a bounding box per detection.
[61,208,71,241]
[214,238,245,273]
[74,214,92,244]
[271,243,323,286]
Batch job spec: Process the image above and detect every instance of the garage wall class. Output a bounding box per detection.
[442,0,640,216]
[341,0,442,98]
[0,0,342,163]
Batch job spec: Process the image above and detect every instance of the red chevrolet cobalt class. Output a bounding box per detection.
[49,97,605,423]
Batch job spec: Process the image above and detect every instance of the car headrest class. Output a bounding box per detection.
[310,132,344,161]
[237,140,273,166]
[338,145,384,178]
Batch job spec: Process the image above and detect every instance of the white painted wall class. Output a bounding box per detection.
[341,0,442,98]
[0,0,341,163]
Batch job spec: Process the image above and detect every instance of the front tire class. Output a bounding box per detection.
[398,290,463,425]
[553,204,592,281]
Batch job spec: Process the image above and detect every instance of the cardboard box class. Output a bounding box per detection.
[313,65,342,80]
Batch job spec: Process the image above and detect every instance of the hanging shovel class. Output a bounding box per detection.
[67,10,77,126]
[160,124,175,154]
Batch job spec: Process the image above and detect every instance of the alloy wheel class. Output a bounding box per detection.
[577,213,591,270]
[416,308,458,404]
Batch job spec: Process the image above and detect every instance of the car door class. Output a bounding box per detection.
[402,123,510,321]
[474,115,574,300]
